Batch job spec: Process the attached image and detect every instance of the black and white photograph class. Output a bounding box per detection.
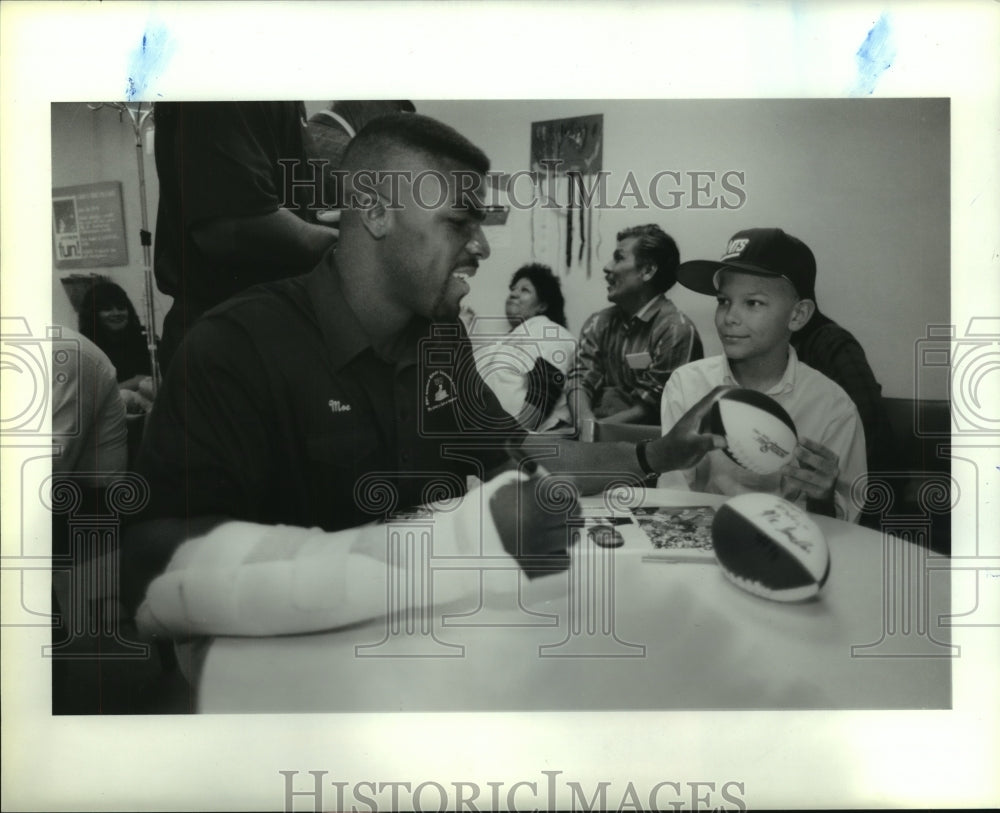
[633,505,716,557]
[2,2,998,811]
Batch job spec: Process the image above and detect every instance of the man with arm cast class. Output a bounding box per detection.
[125,114,725,639]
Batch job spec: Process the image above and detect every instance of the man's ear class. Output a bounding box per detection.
[640,264,658,284]
[357,194,389,239]
[789,298,816,332]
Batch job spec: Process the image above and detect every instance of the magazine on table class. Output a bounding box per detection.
[631,505,717,562]
[580,505,718,563]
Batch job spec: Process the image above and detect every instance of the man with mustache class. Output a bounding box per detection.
[123,114,725,640]
[568,224,703,436]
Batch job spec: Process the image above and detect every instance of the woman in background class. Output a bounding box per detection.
[473,263,577,432]
[78,281,154,412]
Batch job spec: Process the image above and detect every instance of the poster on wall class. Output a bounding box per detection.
[530,113,603,175]
[52,180,128,269]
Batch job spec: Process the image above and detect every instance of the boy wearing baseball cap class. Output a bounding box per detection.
[659,228,866,522]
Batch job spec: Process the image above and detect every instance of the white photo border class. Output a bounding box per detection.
[2,1,998,810]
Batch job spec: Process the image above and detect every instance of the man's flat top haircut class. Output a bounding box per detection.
[617,223,680,293]
[341,112,490,177]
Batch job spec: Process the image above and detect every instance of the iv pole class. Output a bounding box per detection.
[87,102,161,397]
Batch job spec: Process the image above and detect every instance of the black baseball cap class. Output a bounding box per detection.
[677,228,816,300]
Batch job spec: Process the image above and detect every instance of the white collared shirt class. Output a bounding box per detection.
[658,347,867,522]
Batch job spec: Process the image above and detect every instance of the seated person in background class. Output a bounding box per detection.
[77,280,155,414]
[51,327,128,482]
[791,302,895,476]
[659,228,867,522]
[568,224,702,433]
[49,329,131,710]
[123,113,727,640]
[472,263,577,432]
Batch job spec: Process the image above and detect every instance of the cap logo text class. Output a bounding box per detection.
[722,237,749,260]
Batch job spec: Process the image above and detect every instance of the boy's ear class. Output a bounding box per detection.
[789,298,816,332]
[357,193,389,239]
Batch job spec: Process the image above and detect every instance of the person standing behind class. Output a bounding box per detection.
[152,101,339,371]
[568,224,702,434]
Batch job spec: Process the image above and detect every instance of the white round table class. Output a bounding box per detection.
[192,489,951,712]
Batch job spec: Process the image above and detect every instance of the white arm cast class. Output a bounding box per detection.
[136,471,522,638]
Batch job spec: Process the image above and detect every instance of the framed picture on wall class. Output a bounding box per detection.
[52,180,128,269]
[530,113,603,176]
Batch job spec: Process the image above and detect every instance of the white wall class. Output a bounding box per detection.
[50,103,168,336]
[415,99,949,400]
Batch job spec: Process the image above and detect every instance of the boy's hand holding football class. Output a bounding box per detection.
[782,437,840,516]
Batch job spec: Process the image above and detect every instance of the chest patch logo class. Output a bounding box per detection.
[328,399,352,414]
[425,371,458,411]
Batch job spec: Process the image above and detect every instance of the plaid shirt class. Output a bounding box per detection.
[569,294,702,422]
[791,312,895,475]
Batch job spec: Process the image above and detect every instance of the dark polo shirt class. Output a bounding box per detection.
[136,250,523,532]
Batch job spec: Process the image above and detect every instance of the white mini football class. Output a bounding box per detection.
[711,493,830,602]
[710,388,797,475]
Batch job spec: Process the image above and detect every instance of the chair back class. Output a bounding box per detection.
[870,397,951,553]
[881,397,951,475]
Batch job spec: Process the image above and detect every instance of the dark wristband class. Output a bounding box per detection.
[635,439,658,478]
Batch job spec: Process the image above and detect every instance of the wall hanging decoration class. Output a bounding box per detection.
[529,114,603,278]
